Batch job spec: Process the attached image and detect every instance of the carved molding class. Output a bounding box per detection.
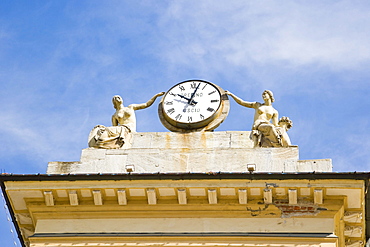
[344,211,362,223]
[344,226,363,238]
[345,241,363,247]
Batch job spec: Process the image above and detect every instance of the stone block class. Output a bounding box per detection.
[47,131,332,174]
[131,132,153,148]
[229,131,254,148]
[297,159,333,172]
[80,148,107,162]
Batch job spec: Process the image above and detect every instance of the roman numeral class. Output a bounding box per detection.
[211,99,219,103]
[175,114,182,120]
[207,107,214,112]
[167,108,175,115]
[190,82,197,89]
[200,114,204,120]
[179,85,185,91]
[169,92,176,96]
[202,84,207,90]
[208,90,216,95]
[165,101,173,105]
[188,116,192,122]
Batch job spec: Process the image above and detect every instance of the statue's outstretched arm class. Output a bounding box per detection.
[131,92,165,110]
[225,91,255,108]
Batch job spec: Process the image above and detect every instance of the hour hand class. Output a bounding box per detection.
[177,94,197,105]
[177,94,190,101]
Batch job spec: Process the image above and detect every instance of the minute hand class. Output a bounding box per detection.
[188,83,200,105]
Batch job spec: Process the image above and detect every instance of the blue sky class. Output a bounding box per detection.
[1,1,370,245]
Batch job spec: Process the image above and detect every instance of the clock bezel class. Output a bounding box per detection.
[158,79,229,132]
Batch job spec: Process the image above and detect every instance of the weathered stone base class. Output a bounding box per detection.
[47,131,332,174]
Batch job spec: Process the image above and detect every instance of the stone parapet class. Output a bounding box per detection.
[47,131,332,174]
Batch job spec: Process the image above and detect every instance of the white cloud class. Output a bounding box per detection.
[154,1,370,76]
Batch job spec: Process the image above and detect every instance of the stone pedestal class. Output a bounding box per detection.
[47,131,332,174]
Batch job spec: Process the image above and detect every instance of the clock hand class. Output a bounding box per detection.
[177,94,190,100]
[188,83,201,105]
[177,94,198,104]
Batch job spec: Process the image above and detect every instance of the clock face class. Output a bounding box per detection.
[162,80,222,125]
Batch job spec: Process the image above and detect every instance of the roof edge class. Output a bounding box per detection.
[0,172,369,182]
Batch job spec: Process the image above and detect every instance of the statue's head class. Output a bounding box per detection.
[262,90,275,102]
[112,95,123,109]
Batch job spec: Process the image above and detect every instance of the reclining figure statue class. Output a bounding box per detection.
[226,90,293,148]
[88,92,164,149]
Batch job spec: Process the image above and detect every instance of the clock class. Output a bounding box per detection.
[158,79,229,132]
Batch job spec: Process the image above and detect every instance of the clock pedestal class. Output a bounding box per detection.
[47,131,332,174]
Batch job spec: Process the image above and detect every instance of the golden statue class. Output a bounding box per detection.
[226,90,292,147]
[88,92,164,149]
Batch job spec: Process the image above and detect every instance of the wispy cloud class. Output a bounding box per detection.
[151,1,370,89]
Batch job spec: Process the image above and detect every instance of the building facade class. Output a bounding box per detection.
[1,131,369,247]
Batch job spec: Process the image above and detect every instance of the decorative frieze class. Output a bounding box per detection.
[93,190,103,205]
[208,189,217,204]
[263,188,272,204]
[4,178,366,246]
[147,189,157,205]
[117,189,127,205]
[177,189,187,204]
[238,189,247,204]
[345,241,363,247]
[344,212,362,223]
[68,190,78,206]
[43,191,54,206]
[344,226,363,238]
[314,189,323,204]
[288,189,297,204]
